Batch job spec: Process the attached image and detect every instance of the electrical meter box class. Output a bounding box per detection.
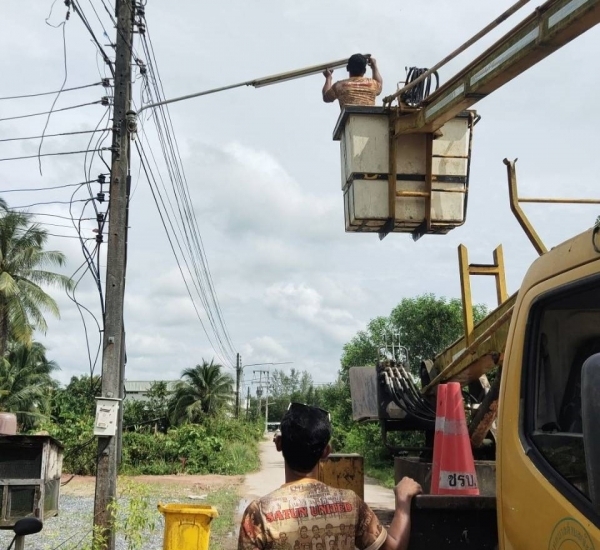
[94,398,121,436]
[0,435,63,528]
[333,106,475,236]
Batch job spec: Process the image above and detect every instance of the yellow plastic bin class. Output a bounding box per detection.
[158,503,219,550]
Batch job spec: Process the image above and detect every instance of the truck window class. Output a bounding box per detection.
[524,279,600,503]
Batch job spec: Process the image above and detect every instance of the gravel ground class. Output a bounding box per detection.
[0,495,165,550]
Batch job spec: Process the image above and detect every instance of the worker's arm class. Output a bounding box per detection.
[322,69,336,103]
[369,57,383,92]
[381,477,422,550]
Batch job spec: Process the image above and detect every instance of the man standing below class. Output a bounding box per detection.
[238,403,421,550]
[322,54,383,108]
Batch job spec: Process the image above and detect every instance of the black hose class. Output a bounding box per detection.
[401,67,440,107]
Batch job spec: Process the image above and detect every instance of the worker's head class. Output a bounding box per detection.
[347,53,368,77]
[275,402,332,473]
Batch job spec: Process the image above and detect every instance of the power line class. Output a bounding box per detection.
[0,129,105,143]
[2,179,96,193]
[136,139,234,369]
[70,0,115,77]
[8,211,96,222]
[0,100,105,122]
[0,81,105,101]
[39,17,70,176]
[139,22,237,364]
[0,148,110,162]
[10,199,88,209]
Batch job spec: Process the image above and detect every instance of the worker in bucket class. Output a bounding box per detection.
[238,402,422,550]
[322,53,383,108]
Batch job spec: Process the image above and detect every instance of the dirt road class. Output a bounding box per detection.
[241,439,395,508]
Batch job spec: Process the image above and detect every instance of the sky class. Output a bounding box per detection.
[1,0,599,392]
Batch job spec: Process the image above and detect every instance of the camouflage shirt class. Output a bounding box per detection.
[238,480,387,550]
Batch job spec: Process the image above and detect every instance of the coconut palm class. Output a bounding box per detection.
[169,359,234,424]
[0,341,58,429]
[0,209,73,356]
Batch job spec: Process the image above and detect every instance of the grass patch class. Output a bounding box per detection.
[207,488,241,550]
[365,460,396,489]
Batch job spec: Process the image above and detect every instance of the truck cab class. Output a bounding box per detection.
[498,226,600,548]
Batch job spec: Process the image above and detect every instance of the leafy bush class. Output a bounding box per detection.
[120,418,262,475]
[39,414,97,475]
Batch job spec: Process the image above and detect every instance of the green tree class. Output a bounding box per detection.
[0,209,72,355]
[169,360,233,424]
[0,341,58,429]
[342,294,488,374]
[52,375,101,420]
[123,381,172,429]
[268,369,317,421]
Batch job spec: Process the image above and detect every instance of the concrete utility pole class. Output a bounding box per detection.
[265,369,270,434]
[246,386,251,419]
[253,369,270,433]
[93,1,133,548]
[235,353,242,418]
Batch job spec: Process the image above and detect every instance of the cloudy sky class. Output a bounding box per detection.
[1,0,599,390]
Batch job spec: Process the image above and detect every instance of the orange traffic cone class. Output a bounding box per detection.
[430,384,447,495]
[437,382,479,496]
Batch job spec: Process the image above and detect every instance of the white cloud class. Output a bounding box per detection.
[265,282,363,344]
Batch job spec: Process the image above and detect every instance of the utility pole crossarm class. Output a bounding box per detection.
[394,0,600,134]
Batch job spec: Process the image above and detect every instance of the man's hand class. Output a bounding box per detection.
[368,57,377,68]
[323,69,333,78]
[394,477,422,508]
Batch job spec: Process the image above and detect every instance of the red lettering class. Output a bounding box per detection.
[298,507,308,518]
[274,511,284,521]
[344,503,353,512]
[310,506,319,516]
[265,513,274,522]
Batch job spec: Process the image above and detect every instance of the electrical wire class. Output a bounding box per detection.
[65,250,104,378]
[136,139,233,368]
[70,0,115,77]
[8,211,95,221]
[38,16,70,176]
[0,148,109,162]
[139,21,237,365]
[9,199,88,209]
[2,179,96,193]
[0,82,104,101]
[0,128,104,143]
[0,100,104,122]
[138,116,235,367]
[138,119,237,365]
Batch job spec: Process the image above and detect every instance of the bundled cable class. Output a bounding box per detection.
[380,360,436,425]
[400,67,439,107]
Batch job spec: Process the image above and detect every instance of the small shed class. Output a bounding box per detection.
[0,435,63,528]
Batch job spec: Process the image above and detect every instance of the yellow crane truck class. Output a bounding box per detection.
[338,0,600,547]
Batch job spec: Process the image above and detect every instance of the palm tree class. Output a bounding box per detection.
[0,341,58,429]
[0,209,73,356]
[169,359,234,424]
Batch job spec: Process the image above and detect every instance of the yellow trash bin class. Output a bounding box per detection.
[158,503,219,550]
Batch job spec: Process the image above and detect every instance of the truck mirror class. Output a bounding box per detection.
[12,517,43,537]
[582,352,600,511]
